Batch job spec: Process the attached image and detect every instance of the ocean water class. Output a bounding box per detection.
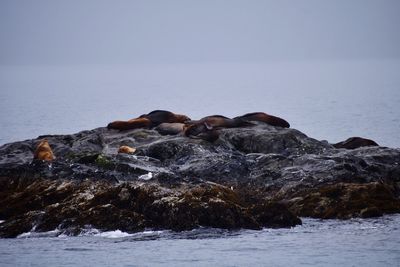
[0,60,399,147]
[0,216,399,267]
[0,60,400,266]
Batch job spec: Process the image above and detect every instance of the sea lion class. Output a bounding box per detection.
[107,117,152,131]
[184,122,220,142]
[107,110,190,131]
[333,137,379,149]
[155,123,187,135]
[235,112,290,128]
[184,115,252,142]
[34,139,55,161]
[118,145,136,154]
[186,115,252,129]
[140,110,191,126]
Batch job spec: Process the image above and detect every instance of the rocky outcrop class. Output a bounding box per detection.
[0,177,300,238]
[0,123,399,237]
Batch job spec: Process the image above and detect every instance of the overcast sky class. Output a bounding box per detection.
[1,0,399,64]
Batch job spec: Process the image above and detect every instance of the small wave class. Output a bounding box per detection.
[0,220,5,224]
[64,247,94,251]
[78,226,101,236]
[142,230,164,235]
[95,230,133,238]
[76,225,164,239]
[95,229,164,239]
[17,229,61,238]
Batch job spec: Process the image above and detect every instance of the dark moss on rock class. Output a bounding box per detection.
[0,178,300,237]
[287,182,400,219]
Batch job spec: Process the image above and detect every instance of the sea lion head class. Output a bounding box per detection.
[174,113,191,123]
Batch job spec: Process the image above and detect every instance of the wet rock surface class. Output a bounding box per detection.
[0,123,399,237]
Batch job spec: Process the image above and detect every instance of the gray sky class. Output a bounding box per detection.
[1,0,400,64]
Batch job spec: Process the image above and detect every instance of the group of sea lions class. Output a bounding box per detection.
[107,110,291,142]
[32,109,379,162]
[106,110,380,148]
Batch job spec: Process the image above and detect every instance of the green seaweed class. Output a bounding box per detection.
[95,154,114,169]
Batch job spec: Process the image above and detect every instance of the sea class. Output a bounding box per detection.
[0,60,399,266]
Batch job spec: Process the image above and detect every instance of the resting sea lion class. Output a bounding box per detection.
[184,122,220,142]
[235,112,290,128]
[107,117,152,131]
[333,137,379,149]
[155,123,187,135]
[118,145,136,154]
[185,115,252,142]
[186,115,252,129]
[34,139,55,161]
[107,110,190,131]
[140,110,191,126]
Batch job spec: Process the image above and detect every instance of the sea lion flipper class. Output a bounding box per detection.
[204,122,213,130]
[333,137,379,149]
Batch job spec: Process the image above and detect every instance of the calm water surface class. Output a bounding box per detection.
[0,216,399,267]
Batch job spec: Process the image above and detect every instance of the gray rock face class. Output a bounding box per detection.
[0,123,399,237]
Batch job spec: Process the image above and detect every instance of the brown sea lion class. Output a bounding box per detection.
[140,110,191,126]
[118,145,136,154]
[34,139,55,161]
[155,123,187,135]
[333,137,379,149]
[107,110,190,131]
[186,115,252,129]
[107,117,152,131]
[184,115,252,142]
[184,122,220,142]
[235,112,290,128]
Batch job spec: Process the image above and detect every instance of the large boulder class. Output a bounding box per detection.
[0,123,399,237]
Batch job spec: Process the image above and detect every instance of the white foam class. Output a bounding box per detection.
[17,232,32,238]
[57,233,68,238]
[78,227,100,236]
[16,227,164,239]
[94,229,164,239]
[138,172,153,180]
[0,220,5,224]
[95,230,133,238]
[17,229,60,238]
[141,230,163,235]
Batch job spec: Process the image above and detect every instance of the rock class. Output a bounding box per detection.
[0,178,299,237]
[0,123,399,237]
[286,182,400,219]
[250,202,302,228]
